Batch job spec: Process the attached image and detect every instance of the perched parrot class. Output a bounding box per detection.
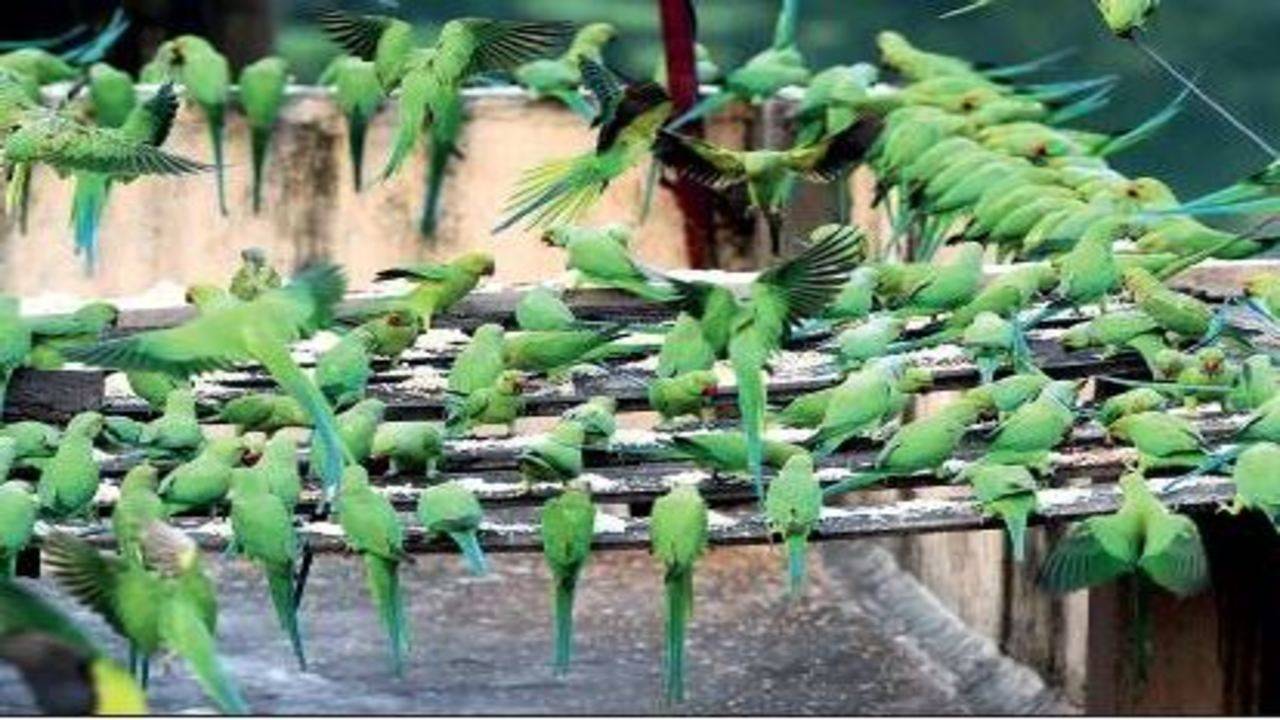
[247,433,303,511]
[667,227,861,499]
[318,55,385,191]
[664,432,806,477]
[0,420,59,462]
[238,56,290,213]
[519,420,585,485]
[962,463,1039,562]
[1226,355,1278,412]
[363,252,495,328]
[1227,442,1280,532]
[1096,387,1168,426]
[158,437,245,514]
[542,224,676,301]
[229,247,283,301]
[961,311,1017,384]
[0,479,36,577]
[111,463,167,566]
[764,453,823,596]
[656,312,716,378]
[228,467,307,669]
[515,22,617,120]
[444,323,510,435]
[540,485,596,675]
[66,264,351,498]
[141,36,232,215]
[503,326,630,377]
[806,360,907,457]
[447,370,524,437]
[24,301,121,370]
[337,398,386,464]
[220,392,311,434]
[370,422,443,477]
[37,411,104,520]
[126,370,190,412]
[982,381,1079,472]
[337,465,411,676]
[495,61,673,232]
[835,315,904,369]
[315,326,377,409]
[562,396,617,447]
[649,370,719,426]
[655,117,881,252]
[137,388,204,459]
[516,286,576,331]
[1039,471,1207,681]
[1122,267,1213,339]
[419,480,488,576]
[0,579,148,714]
[650,483,708,704]
[1107,411,1206,471]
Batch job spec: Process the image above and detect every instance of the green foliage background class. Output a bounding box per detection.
[278,0,1278,199]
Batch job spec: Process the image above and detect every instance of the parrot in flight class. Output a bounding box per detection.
[66,264,351,499]
[515,23,617,121]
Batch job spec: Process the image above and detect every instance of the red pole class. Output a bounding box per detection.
[657,0,714,269]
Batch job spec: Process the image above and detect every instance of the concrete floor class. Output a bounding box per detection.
[0,540,1068,714]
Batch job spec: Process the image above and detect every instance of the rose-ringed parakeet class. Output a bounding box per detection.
[764,453,822,596]
[656,312,716,378]
[69,62,135,268]
[419,480,488,576]
[668,227,861,498]
[318,55,385,191]
[23,301,120,371]
[663,432,806,477]
[649,370,719,427]
[67,264,351,499]
[0,479,35,577]
[370,421,443,477]
[1107,411,1206,472]
[315,325,377,410]
[238,56,290,214]
[542,224,677,301]
[515,23,617,121]
[516,286,576,331]
[362,252,495,328]
[540,485,596,675]
[111,463,167,566]
[805,360,906,457]
[982,380,1079,473]
[337,465,411,676]
[229,247,283,302]
[563,396,617,448]
[962,462,1039,561]
[495,61,673,233]
[519,420,585,485]
[158,437,245,514]
[137,388,204,459]
[650,483,708,704]
[37,411,104,520]
[0,578,147,714]
[220,392,311,434]
[1227,442,1280,532]
[228,467,307,670]
[337,398,386,465]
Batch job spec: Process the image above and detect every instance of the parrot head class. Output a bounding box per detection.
[66,412,105,439]
[457,252,496,278]
[120,463,159,493]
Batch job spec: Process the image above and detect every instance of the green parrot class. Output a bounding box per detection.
[1039,471,1207,681]
[318,55,385,191]
[563,396,617,448]
[772,386,836,429]
[315,326,377,409]
[764,453,822,596]
[1226,355,1278,412]
[1122,267,1213,339]
[961,463,1039,562]
[66,264,350,498]
[23,301,121,370]
[982,381,1079,472]
[0,579,148,714]
[519,420,586,485]
[447,370,524,438]
[158,437,245,514]
[0,49,77,86]
[138,388,204,459]
[540,486,596,675]
[337,398,386,464]
[963,373,1049,418]
[229,247,283,302]
[444,323,509,435]
[1096,387,1168,426]
[665,432,807,477]
[835,315,903,370]
[419,480,488,576]
[228,467,307,669]
[1227,442,1280,531]
[69,62,135,269]
[503,326,628,376]
[362,308,423,360]
[961,312,1017,384]
[321,10,572,236]
[649,370,719,426]
[238,56,290,213]
[495,63,673,232]
[806,360,906,457]
[890,242,986,318]
[1095,0,1161,36]
[0,420,59,462]
[650,483,709,704]
[656,312,716,378]
[516,286,576,331]
[220,392,312,434]
[655,118,881,252]
[0,479,35,577]
[337,465,411,676]
[125,370,190,412]
[515,22,617,120]
[37,411,104,520]
[111,463,167,566]
[142,35,232,215]
[0,297,31,415]
[369,421,443,478]
[364,252,495,328]
[246,433,303,511]
[1107,411,1206,471]
[542,224,677,301]
[1060,310,1160,353]
[669,227,861,498]
[824,266,878,322]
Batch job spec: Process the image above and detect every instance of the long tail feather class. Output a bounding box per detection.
[772,0,801,49]
[731,349,767,503]
[206,106,228,216]
[166,599,248,714]
[364,554,409,677]
[254,342,348,499]
[668,91,735,130]
[552,575,577,676]
[267,562,307,670]
[5,162,32,235]
[420,133,454,238]
[663,568,693,704]
[347,114,369,192]
[1097,89,1188,157]
[449,530,489,576]
[784,534,808,597]
[69,172,109,271]
[1046,85,1113,125]
[984,47,1078,80]
[250,126,271,214]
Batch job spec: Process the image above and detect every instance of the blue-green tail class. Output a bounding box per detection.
[552,575,577,676]
[256,343,348,499]
[347,114,369,191]
[267,562,307,670]
[669,91,735,130]
[167,598,249,714]
[364,553,410,677]
[785,533,808,597]
[250,126,272,214]
[1096,89,1188,158]
[419,134,454,238]
[663,568,693,704]
[449,530,489,576]
[69,172,109,271]
[551,88,596,121]
[205,105,228,216]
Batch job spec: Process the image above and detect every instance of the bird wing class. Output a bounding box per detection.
[754,225,863,327]
[375,262,457,283]
[453,19,576,77]
[40,532,128,636]
[1037,518,1133,593]
[579,57,622,128]
[786,115,884,182]
[1138,513,1209,597]
[653,130,747,190]
[63,308,250,377]
[316,10,396,61]
[596,81,670,153]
